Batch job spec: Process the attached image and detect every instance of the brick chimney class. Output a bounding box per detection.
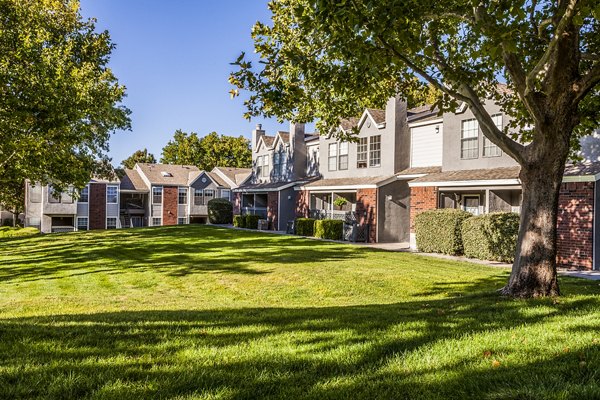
[386,96,410,172]
[289,122,306,179]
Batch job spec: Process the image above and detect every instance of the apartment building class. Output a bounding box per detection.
[25,164,251,233]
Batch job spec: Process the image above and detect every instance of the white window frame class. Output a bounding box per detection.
[106,217,117,229]
[152,186,163,205]
[357,137,368,168]
[338,142,349,170]
[152,217,162,226]
[461,119,479,159]
[177,217,186,225]
[178,187,188,205]
[483,114,503,157]
[106,185,119,204]
[194,188,204,206]
[369,135,381,167]
[262,155,269,177]
[221,189,231,200]
[462,194,481,215]
[328,143,338,171]
[79,186,89,203]
[77,217,88,231]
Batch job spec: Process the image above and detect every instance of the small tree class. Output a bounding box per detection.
[121,149,157,169]
[230,0,600,298]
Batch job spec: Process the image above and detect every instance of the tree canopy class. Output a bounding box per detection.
[161,130,251,171]
[0,0,131,192]
[231,0,600,297]
[121,149,157,169]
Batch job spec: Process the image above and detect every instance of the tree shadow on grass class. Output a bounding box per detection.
[0,225,363,283]
[0,277,598,399]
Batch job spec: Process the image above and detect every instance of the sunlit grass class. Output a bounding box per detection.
[0,225,598,399]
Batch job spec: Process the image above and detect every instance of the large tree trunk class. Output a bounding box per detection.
[501,146,569,297]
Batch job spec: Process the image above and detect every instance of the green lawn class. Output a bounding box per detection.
[0,225,599,399]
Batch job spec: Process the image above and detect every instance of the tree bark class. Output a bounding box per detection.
[501,152,567,297]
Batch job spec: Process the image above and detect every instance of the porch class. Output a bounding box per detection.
[439,187,522,215]
[120,192,148,228]
[241,193,268,219]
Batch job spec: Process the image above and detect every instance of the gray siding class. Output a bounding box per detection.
[442,103,519,171]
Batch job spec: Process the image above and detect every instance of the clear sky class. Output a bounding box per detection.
[79,0,289,165]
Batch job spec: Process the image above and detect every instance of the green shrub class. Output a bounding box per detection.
[462,212,520,262]
[2,218,13,227]
[233,215,245,228]
[415,209,472,255]
[0,227,40,239]
[314,219,344,240]
[295,218,316,236]
[245,215,260,230]
[207,198,233,224]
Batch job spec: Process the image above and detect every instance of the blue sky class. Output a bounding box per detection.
[79,0,289,165]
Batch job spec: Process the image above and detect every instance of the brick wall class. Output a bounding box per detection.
[295,190,310,217]
[232,192,242,215]
[162,186,178,226]
[409,186,438,233]
[557,182,594,270]
[268,192,278,230]
[89,183,106,230]
[356,188,377,242]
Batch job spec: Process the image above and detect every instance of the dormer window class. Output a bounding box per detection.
[161,171,173,177]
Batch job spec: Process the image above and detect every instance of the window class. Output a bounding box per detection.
[338,142,349,170]
[483,114,503,157]
[79,186,89,203]
[194,189,204,205]
[48,186,61,203]
[204,189,214,203]
[28,217,41,228]
[106,217,117,229]
[178,217,186,225]
[153,187,162,204]
[463,196,480,215]
[178,188,187,205]
[369,135,381,167]
[152,217,162,226]
[256,156,263,178]
[328,143,338,171]
[461,119,479,159]
[357,138,368,168]
[274,148,287,177]
[77,217,88,231]
[107,186,118,204]
[221,189,231,200]
[262,155,269,177]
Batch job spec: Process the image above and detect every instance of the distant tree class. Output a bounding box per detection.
[0,173,24,227]
[161,130,251,170]
[121,149,157,169]
[0,0,131,194]
[160,130,204,165]
[199,132,252,171]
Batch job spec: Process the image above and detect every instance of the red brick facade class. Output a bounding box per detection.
[162,186,178,226]
[356,188,377,243]
[88,183,106,230]
[557,182,594,270]
[267,192,278,230]
[409,186,439,233]
[295,190,310,217]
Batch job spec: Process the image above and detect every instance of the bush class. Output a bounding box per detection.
[245,215,260,230]
[0,227,40,239]
[415,209,472,255]
[314,219,344,240]
[295,218,316,236]
[462,212,520,262]
[233,215,245,228]
[207,198,233,224]
[2,218,13,227]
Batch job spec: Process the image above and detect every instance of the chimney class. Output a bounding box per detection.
[386,95,410,171]
[289,122,306,179]
[251,123,265,149]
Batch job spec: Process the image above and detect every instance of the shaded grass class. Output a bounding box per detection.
[0,225,599,399]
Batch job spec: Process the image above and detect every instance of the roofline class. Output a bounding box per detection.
[409,179,521,187]
[295,184,378,191]
[408,118,443,128]
[211,167,237,188]
[357,109,386,130]
[234,181,302,193]
[396,174,428,180]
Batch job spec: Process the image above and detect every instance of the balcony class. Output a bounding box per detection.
[241,207,268,219]
[190,204,208,216]
[309,209,358,222]
[44,202,77,215]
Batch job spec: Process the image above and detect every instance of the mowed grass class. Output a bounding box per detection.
[0,225,599,400]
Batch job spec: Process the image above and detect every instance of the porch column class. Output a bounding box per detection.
[485,189,490,214]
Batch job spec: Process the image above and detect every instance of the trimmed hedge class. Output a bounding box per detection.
[415,209,472,255]
[245,215,260,230]
[0,227,40,239]
[233,215,245,228]
[314,219,344,240]
[207,198,233,224]
[462,212,520,262]
[295,218,316,236]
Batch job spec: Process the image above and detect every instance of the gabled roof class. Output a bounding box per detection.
[120,169,149,192]
[211,167,252,188]
[136,163,201,186]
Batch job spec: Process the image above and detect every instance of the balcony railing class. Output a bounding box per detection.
[51,226,75,233]
[309,209,358,222]
[241,207,268,219]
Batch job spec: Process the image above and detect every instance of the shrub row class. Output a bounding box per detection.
[233,214,261,229]
[207,198,233,224]
[415,209,520,262]
[314,219,344,240]
[295,218,315,236]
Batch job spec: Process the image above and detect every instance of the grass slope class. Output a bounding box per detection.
[0,225,599,399]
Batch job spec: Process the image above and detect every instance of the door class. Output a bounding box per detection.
[131,216,144,227]
[463,196,480,215]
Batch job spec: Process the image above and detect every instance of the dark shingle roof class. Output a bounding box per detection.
[366,109,386,124]
[410,167,521,184]
[136,163,202,186]
[120,169,149,191]
[212,167,252,187]
[303,176,394,188]
[397,166,442,176]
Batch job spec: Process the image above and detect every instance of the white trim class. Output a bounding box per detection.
[439,185,522,191]
[397,174,428,180]
[407,118,443,128]
[357,109,386,130]
[296,184,378,191]
[277,190,281,231]
[562,175,597,182]
[235,181,303,193]
[594,184,597,271]
[409,179,521,187]
[212,167,237,188]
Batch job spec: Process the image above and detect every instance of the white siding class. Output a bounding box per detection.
[106,203,119,217]
[410,124,443,168]
[76,203,88,217]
